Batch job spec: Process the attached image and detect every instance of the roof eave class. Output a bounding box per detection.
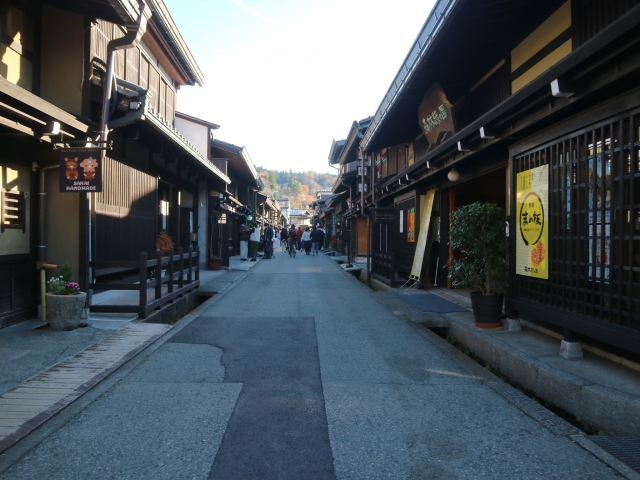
[361,0,458,151]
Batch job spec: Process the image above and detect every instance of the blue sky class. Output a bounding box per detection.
[165,0,437,173]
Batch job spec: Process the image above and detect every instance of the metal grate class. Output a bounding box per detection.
[589,436,640,473]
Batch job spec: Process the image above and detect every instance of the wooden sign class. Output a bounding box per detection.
[417,83,455,146]
[59,148,102,192]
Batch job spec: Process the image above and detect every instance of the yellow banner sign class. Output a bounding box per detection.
[410,190,435,281]
[516,165,549,279]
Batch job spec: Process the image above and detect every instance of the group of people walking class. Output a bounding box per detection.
[280,225,325,257]
[239,222,325,261]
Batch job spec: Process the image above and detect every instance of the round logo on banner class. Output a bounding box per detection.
[519,192,544,246]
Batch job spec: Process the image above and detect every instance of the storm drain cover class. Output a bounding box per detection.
[589,436,640,473]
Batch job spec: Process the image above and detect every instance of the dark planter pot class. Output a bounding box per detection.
[208,258,222,270]
[470,291,504,329]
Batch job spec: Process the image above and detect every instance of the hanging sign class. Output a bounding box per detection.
[59,148,102,192]
[410,190,435,281]
[516,164,548,279]
[417,83,455,146]
[407,208,415,243]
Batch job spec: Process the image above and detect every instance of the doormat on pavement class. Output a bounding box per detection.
[398,293,469,313]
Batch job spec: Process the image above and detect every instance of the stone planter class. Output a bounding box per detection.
[46,292,86,331]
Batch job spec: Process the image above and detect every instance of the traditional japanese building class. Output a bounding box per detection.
[327,118,373,259]
[0,0,229,326]
[360,0,640,353]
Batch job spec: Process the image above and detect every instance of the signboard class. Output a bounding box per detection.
[59,148,102,192]
[407,208,415,242]
[417,83,455,146]
[516,165,548,279]
[410,190,435,281]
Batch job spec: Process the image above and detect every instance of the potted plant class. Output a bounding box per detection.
[207,212,223,270]
[448,202,508,328]
[46,262,86,331]
[156,232,175,277]
[157,232,175,256]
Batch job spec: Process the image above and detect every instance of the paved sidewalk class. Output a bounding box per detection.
[370,283,640,437]
[0,323,170,452]
[0,255,260,455]
[0,251,635,478]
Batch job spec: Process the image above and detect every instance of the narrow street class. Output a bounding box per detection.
[0,254,621,479]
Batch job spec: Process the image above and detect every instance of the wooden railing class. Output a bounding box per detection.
[372,251,397,288]
[89,247,200,319]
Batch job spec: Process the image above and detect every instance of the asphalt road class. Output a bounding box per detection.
[0,253,622,479]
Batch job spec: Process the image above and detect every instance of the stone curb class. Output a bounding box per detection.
[446,317,640,437]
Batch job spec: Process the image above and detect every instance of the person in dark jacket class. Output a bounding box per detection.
[310,226,323,256]
[264,224,274,259]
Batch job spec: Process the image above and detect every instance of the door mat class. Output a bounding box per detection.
[398,293,469,313]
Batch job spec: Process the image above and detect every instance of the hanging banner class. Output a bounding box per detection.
[410,190,435,281]
[516,164,548,279]
[59,148,102,192]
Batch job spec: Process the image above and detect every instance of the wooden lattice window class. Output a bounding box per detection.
[513,111,640,333]
[1,189,26,232]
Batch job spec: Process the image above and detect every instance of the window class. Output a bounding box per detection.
[1,188,26,232]
[0,0,35,91]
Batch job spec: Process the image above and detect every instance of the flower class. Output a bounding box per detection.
[48,276,81,295]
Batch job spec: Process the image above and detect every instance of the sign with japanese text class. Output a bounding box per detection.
[407,208,415,243]
[516,164,548,279]
[59,148,102,192]
[417,83,455,146]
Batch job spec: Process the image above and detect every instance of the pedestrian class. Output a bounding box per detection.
[296,226,303,251]
[249,222,260,261]
[280,226,288,252]
[310,225,322,256]
[301,227,312,255]
[238,221,252,261]
[288,224,298,257]
[264,223,274,259]
[318,225,326,251]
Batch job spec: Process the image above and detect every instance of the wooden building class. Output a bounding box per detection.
[327,118,372,258]
[0,0,229,327]
[209,139,263,266]
[360,0,640,353]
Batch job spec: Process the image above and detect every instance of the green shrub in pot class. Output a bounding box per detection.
[448,202,508,327]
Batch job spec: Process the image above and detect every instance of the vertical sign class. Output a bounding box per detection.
[407,207,415,242]
[410,190,435,281]
[59,148,102,192]
[516,164,548,279]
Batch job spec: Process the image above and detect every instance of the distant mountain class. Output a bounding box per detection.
[256,167,337,208]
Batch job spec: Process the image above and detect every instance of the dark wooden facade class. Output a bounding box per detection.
[0,0,222,327]
[360,0,640,353]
